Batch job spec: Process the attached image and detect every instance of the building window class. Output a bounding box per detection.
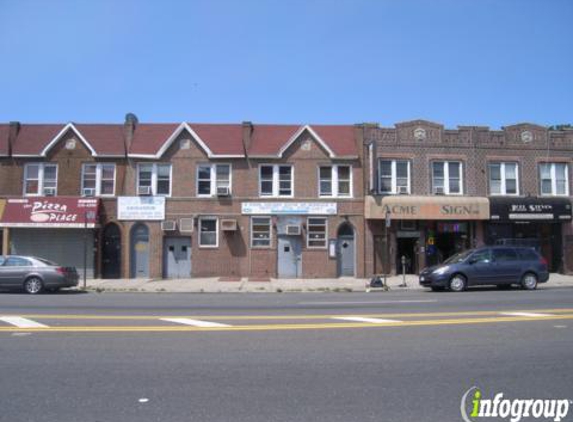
[137,163,172,196]
[81,163,116,196]
[319,165,352,197]
[539,163,569,196]
[197,164,231,196]
[307,217,327,248]
[378,160,410,194]
[24,163,58,196]
[259,165,293,197]
[251,217,272,248]
[198,217,218,248]
[488,162,518,196]
[432,161,462,195]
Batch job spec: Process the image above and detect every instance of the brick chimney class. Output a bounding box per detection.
[242,121,253,157]
[123,113,138,156]
[8,121,20,156]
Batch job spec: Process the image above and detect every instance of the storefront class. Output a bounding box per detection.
[241,202,348,278]
[365,196,490,274]
[0,197,100,277]
[487,197,572,272]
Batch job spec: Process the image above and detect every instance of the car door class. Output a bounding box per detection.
[464,249,494,285]
[491,248,521,284]
[1,257,32,287]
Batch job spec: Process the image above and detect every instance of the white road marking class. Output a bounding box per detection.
[160,318,231,328]
[332,316,403,324]
[554,325,568,329]
[138,398,149,403]
[0,316,48,328]
[500,312,554,318]
[11,332,32,337]
[299,300,437,305]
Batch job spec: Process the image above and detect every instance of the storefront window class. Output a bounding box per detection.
[251,217,271,247]
[539,163,568,196]
[432,161,462,195]
[378,159,410,194]
[488,162,518,195]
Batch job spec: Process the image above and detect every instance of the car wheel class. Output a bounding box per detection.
[521,273,538,290]
[448,274,467,292]
[23,277,44,294]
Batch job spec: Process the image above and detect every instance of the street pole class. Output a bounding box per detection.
[83,211,87,290]
[384,210,391,288]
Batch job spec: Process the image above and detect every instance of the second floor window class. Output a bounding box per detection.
[137,163,171,196]
[24,163,58,196]
[432,161,462,195]
[259,165,293,197]
[488,162,518,195]
[82,163,116,196]
[539,163,568,196]
[197,164,231,196]
[378,160,410,194]
[319,165,352,197]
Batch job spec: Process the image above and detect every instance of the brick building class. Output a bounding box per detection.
[362,120,573,276]
[0,117,366,279]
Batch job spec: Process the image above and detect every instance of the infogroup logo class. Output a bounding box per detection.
[461,387,571,422]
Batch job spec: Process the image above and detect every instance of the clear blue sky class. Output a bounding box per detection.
[0,0,571,128]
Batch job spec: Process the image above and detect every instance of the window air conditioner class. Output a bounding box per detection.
[44,188,56,196]
[138,186,152,196]
[161,220,177,231]
[286,224,302,236]
[83,188,96,197]
[434,186,445,195]
[179,218,194,232]
[216,186,230,197]
[221,219,238,231]
[398,186,409,194]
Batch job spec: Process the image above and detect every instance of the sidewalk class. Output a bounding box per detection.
[80,273,573,293]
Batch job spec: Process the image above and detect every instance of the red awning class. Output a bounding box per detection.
[0,197,100,228]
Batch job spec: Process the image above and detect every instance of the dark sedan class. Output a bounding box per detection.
[0,255,79,294]
[419,246,549,292]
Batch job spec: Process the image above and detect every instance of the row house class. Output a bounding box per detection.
[0,116,365,279]
[361,120,573,276]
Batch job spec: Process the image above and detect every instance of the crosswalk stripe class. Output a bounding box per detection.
[160,318,231,328]
[500,312,554,318]
[332,316,403,324]
[0,316,48,328]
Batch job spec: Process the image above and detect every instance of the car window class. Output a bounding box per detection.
[470,249,491,263]
[4,257,32,267]
[0,256,5,266]
[517,249,539,261]
[34,258,57,266]
[493,248,518,262]
[444,250,473,264]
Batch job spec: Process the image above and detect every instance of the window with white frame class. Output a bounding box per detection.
[251,217,272,248]
[488,162,518,195]
[378,159,410,194]
[259,165,293,197]
[197,164,231,196]
[539,163,569,196]
[81,163,116,196]
[137,163,171,196]
[319,165,352,197]
[432,161,462,195]
[24,163,58,196]
[198,217,218,247]
[307,217,327,248]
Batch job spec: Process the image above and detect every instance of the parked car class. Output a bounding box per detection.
[419,246,549,292]
[0,255,79,294]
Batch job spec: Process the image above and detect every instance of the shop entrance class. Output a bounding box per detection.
[396,238,417,274]
[426,222,470,266]
[163,236,192,279]
[130,223,149,278]
[102,223,121,279]
[277,235,302,278]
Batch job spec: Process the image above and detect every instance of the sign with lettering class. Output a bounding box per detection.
[490,197,572,221]
[365,196,490,220]
[242,202,337,215]
[0,197,100,228]
[118,196,165,220]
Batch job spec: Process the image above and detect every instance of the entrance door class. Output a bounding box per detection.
[164,237,192,279]
[396,238,417,274]
[278,235,302,278]
[102,224,121,279]
[337,223,355,277]
[130,224,149,278]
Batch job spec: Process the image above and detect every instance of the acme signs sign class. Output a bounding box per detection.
[365,196,490,220]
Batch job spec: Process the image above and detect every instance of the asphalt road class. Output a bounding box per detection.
[0,288,572,422]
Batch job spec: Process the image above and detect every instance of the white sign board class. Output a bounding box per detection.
[118,197,165,221]
[242,202,337,215]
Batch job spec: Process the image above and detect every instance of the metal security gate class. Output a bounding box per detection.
[130,224,149,278]
[278,235,302,278]
[10,228,95,278]
[337,224,355,277]
[163,237,191,279]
